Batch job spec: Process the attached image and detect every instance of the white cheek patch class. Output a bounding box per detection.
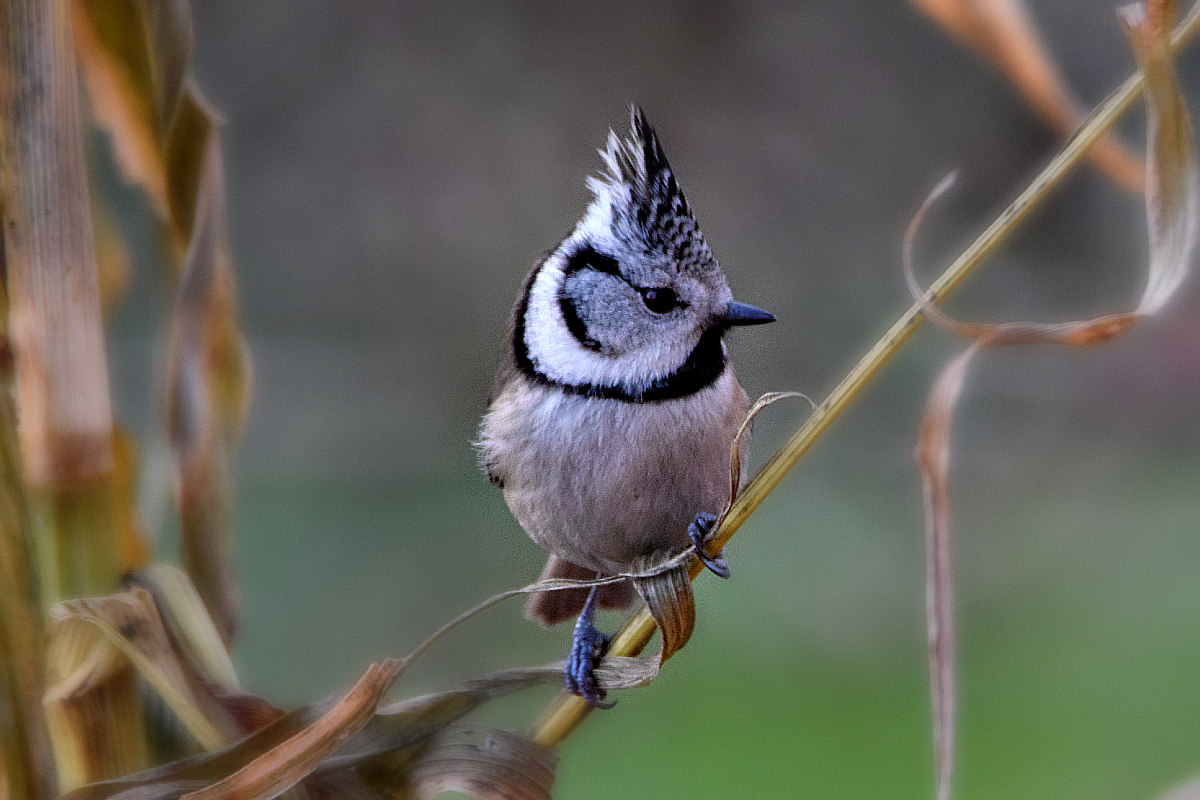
[524,231,695,391]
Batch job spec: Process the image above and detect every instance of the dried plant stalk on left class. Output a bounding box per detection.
[0,0,145,793]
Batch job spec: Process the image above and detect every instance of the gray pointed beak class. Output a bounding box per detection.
[718,300,775,326]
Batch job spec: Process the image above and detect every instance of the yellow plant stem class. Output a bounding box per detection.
[30,480,121,605]
[530,2,1200,748]
[1,0,140,793]
[0,0,122,605]
[0,389,54,800]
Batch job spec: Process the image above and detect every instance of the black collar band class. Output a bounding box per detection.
[513,287,727,403]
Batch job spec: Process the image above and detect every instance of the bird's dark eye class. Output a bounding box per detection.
[639,286,679,314]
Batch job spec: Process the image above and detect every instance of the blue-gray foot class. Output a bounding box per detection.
[688,512,731,579]
[565,585,615,708]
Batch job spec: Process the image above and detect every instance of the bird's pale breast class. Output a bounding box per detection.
[480,368,749,574]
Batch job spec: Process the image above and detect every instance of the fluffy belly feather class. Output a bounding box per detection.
[480,370,749,574]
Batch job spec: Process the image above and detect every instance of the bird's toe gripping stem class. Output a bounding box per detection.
[688,511,731,579]
[565,586,615,709]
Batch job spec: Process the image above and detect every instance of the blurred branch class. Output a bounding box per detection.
[529,0,1200,748]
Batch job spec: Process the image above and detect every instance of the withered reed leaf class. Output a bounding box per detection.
[162,89,218,249]
[406,726,557,800]
[1122,0,1200,314]
[129,565,239,691]
[71,0,195,234]
[631,558,695,665]
[43,603,150,791]
[74,0,249,646]
[177,661,396,800]
[49,587,238,751]
[908,0,1144,191]
[722,391,811,528]
[166,131,249,647]
[913,340,982,800]
[64,664,564,800]
[905,3,1197,797]
[61,697,359,800]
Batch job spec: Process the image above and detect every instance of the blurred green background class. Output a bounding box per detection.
[101,2,1200,798]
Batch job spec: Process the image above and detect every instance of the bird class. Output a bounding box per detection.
[478,106,774,707]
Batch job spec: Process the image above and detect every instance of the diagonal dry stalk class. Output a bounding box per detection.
[530,0,1200,747]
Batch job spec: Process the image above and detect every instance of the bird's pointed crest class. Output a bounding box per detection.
[582,106,714,274]
[588,106,683,209]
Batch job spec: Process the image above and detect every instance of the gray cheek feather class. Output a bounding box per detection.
[479,372,750,574]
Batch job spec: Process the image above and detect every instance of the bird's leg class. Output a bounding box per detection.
[565,583,615,709]
[688,512,731,579]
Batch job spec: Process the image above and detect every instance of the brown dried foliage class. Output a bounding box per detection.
[907,3,1196,798]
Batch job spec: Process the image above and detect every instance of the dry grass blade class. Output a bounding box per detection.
[71,0,193,221]
[130,565,239,691]
[166,132,250,646]
[48,588,238,751]
[64,664,563,800]
[721,391,811,527]
[42,604,149,792]
[913,340,985,800]
[589,656,662,690]
[178,661,395,800]
[74,0,249,649]
[408,726,557,800]
[909,0,1144,191]
[905,3,1197,797]
[1121,0,1200,313]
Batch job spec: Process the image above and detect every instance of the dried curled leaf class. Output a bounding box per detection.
[166,132,250,647]
[631,557,695,665]
[1121,0,1200,313]
[722,392,811,524]
[913,340,981,800]
[71,0,197,241]
[909,0,1144,191]
[64,664,563,800]
[178,661,395,800]
[408,726,557,800]
[906,4,1197,798]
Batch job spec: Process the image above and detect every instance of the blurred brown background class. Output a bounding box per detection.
[102,3,1200,798]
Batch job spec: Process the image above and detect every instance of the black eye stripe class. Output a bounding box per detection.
[558,292,601,351]
[565,245,621,277]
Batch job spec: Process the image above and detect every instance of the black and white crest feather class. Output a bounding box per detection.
[583,106,719,277]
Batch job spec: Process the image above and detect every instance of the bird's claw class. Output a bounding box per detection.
[565,587,615,708]
[688,512,731,579]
